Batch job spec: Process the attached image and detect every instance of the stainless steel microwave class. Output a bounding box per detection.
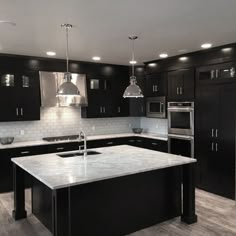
[146,96,166,118]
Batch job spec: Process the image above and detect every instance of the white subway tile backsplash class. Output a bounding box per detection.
[140,117,168,135]
[0,107,140,142]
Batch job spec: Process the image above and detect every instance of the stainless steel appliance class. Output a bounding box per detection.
[168,102,194,136]
[39,71,88,107]
[168,134,194,158]
[168,102,194,158]
[146,96,166,118]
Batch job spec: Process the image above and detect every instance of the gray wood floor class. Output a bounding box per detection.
[0,189,236,236]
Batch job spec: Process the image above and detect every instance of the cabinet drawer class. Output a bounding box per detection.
[46,142,79,153]
[143,139,168,152]
[12,146,47,157]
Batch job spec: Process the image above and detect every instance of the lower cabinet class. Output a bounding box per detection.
[0,137,168,193]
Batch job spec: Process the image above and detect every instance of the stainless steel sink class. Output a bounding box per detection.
[57,150,101,158]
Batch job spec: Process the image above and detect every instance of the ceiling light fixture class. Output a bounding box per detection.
[201,43,212,49]
[56,24,80,97]
[129,60,137,64]
[159,53,168,58]
[123,36,143,98]
[222,48,232,52]
[46,51,56,56]
[92,56,101,61]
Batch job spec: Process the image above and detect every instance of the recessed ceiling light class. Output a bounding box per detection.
[159,53,168,58]
[179,57,188,61]
[46,51,56,56]
[92,56,101,61]
[201,43,212,49]
[129,60,137,64]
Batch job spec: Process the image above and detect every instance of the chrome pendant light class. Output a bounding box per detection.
[56,24,80,97]
[123,36,144,98]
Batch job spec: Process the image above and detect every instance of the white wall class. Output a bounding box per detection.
[0,107,140,141]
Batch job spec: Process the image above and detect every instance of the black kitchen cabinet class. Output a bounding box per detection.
[195,84,236,199]
[0,69,40,121]
[168,68,194,101]
[146,73,167,97]
[82,72,129,118]
[197,62,236,85]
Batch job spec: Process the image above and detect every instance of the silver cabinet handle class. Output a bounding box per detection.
[211,129,214,138]
[216,69,219,78]
[128,140,135,142]
[152,85,154,92]
[104,80,107,90]
[16,108,19,116]
[152,142,158,146]
[56,147,64,150]
[211,142,214,151]
[211,70,215,79]
[21,151,30,154]
[137,140,142,143]
[20,108,23,116]
[215,129,218,138]
[118,106,121,113]
[155,85,158,92]
[107,142,113,145]
[177,87,179,95]
[180,87,183,95]
[100,106,102,113]
[216,143,218,152]
[103,107,106,113]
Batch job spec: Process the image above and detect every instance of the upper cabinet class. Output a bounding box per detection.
[168,68,194,101]
[196,62,236,85]
[0,69,40,122]
[81,68,129,118]
[145,73,167,97]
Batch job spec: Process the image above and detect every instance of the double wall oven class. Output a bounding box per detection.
[168,102,194,158]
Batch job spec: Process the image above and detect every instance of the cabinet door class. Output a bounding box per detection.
[18,71,40,121]
[195,86,219,190]
[0,71,18,121]
[181,69,194,100]
[146,73,166,97]
[129,98,145,117]
[168,70,182,100]
[217,85,236,199]
[168,69,194,101]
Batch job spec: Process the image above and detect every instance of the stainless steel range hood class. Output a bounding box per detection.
[39,71,87,107]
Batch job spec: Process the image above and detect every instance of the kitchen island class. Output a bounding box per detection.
[12,145,197,236]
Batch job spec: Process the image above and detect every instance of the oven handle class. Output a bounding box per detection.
[168,134,194,140]
[167,107,194,112]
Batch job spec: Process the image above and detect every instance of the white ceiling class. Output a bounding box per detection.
[0,0,236,65]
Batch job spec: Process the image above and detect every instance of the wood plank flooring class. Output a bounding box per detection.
[0,189,236,236]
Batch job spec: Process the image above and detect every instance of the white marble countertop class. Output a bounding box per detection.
[0,133,168,150]
[12,145,195,190]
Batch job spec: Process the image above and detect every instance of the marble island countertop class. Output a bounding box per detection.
[0,132,168,150]
[12,145,196,190]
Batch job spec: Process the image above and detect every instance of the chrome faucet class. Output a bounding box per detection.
[78,130,87,157]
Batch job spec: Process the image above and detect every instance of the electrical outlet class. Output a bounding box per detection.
[20,130,25,136]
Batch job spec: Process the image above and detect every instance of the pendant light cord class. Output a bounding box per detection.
[66,26,69,73]
[131,38,135,77]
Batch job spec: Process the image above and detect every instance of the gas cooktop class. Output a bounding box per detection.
[43,135,79,142]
